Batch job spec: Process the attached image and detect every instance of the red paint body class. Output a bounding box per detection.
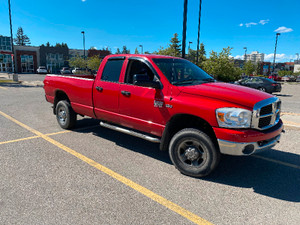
[43,54,283,144]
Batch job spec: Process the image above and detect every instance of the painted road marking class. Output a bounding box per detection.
[282,120,300,128]
[0,110,212,225]
[0,86,7,90]
[0,125,99,146]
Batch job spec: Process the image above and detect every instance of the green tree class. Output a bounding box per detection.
[202,47,241,82]
[156,33,181,57]
[243,60,255,76]
[134,48,139,54]
[122,46,130,54]
[188,43,206,65]
[14,27,31,46]
[87,56,102,71]
[115,48,121,54]
[69,56,86,69]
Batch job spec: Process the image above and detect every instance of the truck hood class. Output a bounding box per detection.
[177,82,272,108]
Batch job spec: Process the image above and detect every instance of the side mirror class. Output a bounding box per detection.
[133,74,162,89]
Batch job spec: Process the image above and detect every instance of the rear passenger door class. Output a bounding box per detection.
[93,57,126,123]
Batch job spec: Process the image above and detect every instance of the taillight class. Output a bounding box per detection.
[272,84,277,86]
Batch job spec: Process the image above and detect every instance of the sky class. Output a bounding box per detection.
[0,0,299,62]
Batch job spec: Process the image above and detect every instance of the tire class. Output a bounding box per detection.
[55,100,77,129]
[169,128,220,177]
[258,87,266,92]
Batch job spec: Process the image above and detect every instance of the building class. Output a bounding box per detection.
[14,45,40,73]
[69,49,85,58]
[0,35,13,72]
[88,49,110,59]
[245,51,264,63]
[40,45,69,74]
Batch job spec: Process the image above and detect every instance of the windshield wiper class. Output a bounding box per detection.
[172,78,199,85]
[202,78,215,82]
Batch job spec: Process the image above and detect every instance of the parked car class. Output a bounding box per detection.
[43,54,283,177]
[235,77,281,94]
[72,68,85,74]
[268,75,281,81]
[37,66,48,74]
[296,75,300,82]
[60,67,72,74]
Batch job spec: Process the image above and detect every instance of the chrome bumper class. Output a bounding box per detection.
[217,134,281,156]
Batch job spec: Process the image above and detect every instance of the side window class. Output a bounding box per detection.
[101,59,124,82]
[125,60,155,84]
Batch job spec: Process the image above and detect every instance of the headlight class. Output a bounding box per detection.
[216,108,252,128]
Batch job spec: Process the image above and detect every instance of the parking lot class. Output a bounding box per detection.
[0,75,300,225]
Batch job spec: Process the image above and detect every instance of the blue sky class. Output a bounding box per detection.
[0,0,299,62]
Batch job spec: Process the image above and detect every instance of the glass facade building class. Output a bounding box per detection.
[0,36,13,72]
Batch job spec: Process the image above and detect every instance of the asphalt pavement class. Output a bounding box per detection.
[0,73,300,225]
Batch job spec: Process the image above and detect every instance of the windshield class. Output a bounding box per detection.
[152,58,214,86]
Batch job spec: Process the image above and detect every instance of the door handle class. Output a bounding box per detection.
[121,91,131,96]
[96,86,103,92]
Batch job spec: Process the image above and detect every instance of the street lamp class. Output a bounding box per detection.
[296,53,299,63]
[139,45,143,54]
[81,31,85,59]
[243,47,247,61]
[196,0,202,64]
[272,33,280,73]
[188,41,193,53]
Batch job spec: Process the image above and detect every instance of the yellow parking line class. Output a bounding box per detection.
[0,136,39,145]
[0,110,212,225]
[0,86,7,90]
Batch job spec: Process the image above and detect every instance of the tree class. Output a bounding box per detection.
[69,56,86,69]
[134,48,139,54]
[188,43,206,66]
[122,46,130,54]
[202,47,241,82]
[243,60,255,76]
[115,48,121,54]
[87,56,102,71]
[14,27,31,46]
[156,33,181,57]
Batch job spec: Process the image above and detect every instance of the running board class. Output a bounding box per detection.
[100,122,161,143]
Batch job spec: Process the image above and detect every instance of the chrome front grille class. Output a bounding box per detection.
[251,97,281,130]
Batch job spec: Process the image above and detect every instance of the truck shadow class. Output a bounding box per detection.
[74,119,300,203]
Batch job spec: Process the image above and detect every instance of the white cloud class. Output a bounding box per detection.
[259,19,270,25]
[264,53,290,62]
[239,23,243,27]
[245,22,257,27]
[274,26,293,33]
[82,0,87,2]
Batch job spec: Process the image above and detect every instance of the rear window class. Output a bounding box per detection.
[101,59,124,82]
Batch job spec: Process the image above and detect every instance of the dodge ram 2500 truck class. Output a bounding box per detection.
[43,54,284,177]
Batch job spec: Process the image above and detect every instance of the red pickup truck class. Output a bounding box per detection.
[44,54,283,177]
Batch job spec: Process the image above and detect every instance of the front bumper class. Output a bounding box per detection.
[218,134,281,155]
[214,120,283,156]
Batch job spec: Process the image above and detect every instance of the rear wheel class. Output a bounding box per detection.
[258,87,266,92]
[169,128,220,177]
[55,100,77,129]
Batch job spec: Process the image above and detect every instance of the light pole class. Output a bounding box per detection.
[272,33,280,73]
[8,0,17,81]
[296,53,299,63]
[182,0,188,58]
[188,41,192,53]
[196,0,202,64]
[81,31,85,59]
[139,45,143,54]
[243,47,247,61]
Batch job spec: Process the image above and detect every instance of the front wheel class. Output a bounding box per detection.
[55,100,77,129]
[258,87,266,92]
[169,128,220,177]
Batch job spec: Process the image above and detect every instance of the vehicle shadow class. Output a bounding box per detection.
[74,118,300,202]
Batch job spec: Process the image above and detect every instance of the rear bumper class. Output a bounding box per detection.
[214,120,284,156]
